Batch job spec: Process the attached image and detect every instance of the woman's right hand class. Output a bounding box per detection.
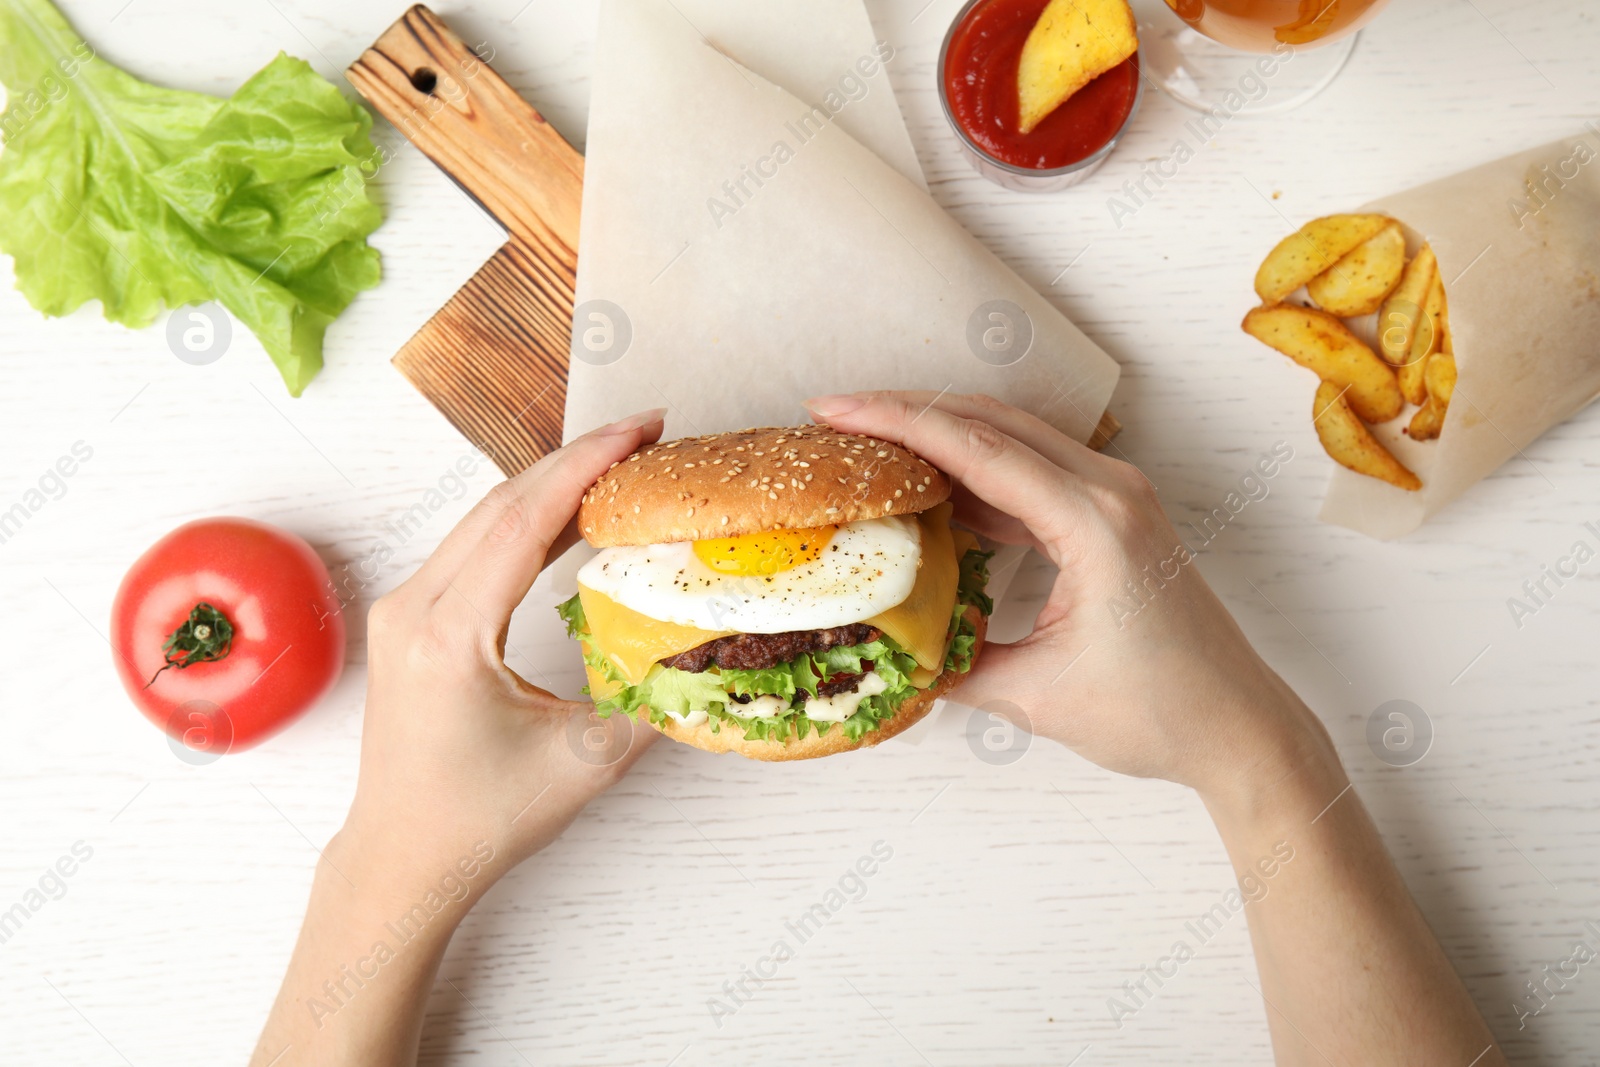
[804,391,1341,805]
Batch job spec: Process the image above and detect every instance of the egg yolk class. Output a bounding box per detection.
[692,526,837,576]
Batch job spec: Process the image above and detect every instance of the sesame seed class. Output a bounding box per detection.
[633,505,641,513]
[916,484,926,492]
[721,515,729,525]
[894,489,903,498]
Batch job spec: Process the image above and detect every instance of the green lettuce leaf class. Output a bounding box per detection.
[556,594,588,639]
[0,0,382,395]
[719,658,819,700]
[555,544,995,744]
[959,547,996,614]
[629,665,730,717]
[944,612,980,676]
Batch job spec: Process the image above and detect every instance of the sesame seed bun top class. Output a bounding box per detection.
[578,425,952,546]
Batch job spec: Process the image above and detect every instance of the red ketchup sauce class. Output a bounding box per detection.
[944,0,1139,171]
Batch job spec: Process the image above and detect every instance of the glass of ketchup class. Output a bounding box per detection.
[940,0,1142,193]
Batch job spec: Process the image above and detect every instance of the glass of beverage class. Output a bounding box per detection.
[1129,0,1391,114]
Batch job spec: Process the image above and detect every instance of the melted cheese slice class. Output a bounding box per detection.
[579,503,963,693]
[908,525,980,690]
[871,502,958,671]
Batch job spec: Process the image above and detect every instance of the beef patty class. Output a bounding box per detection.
[659,623,880,674]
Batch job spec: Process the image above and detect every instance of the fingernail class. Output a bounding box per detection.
[804,394,866,417]
[595,408,667,435]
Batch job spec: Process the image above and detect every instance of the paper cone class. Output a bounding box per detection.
[640,0,926,191]
[1321,130,1600,538]
[564,0,1122,447]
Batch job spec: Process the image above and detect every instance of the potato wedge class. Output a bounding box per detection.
[1306,223,1405,317]
[1409,352,1457,442]
[1242,305,1403,424]
[1399,272,1445,406]
[1377,244,1437,366]
[1438,278,1453,355]
[1314,381,1421,491]
[1425,351,1457,407]
[1016,0,1138,135]
[1276,0,1341,45]
[1254,214,1392,305]
[1408,398,1444,441]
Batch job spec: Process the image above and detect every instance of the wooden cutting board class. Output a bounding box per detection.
[347,5,1117,477]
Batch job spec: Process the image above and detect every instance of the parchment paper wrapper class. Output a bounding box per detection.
[625,0,926,191]
[1321,131,1600,539]
[564,0,1122,447]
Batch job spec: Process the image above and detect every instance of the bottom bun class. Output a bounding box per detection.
[650,608,986,761]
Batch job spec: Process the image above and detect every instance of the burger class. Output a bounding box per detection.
[556,425,993,760]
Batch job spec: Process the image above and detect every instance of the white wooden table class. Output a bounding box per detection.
[2,1,1597,1063]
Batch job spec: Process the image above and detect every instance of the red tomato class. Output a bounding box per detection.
[111,518,345,755]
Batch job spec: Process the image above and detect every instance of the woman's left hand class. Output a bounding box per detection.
[334,409,667,901]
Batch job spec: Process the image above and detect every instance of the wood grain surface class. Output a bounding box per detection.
[348,5,583,473]
[0,2,1596,1066]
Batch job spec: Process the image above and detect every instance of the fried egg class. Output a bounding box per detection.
[576,516,922,633]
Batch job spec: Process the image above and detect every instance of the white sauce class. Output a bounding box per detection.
[675,673,892,727]
[800,671,889,723]
[732,694,791,719]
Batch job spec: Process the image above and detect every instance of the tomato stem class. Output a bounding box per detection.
[145,603,235,688]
